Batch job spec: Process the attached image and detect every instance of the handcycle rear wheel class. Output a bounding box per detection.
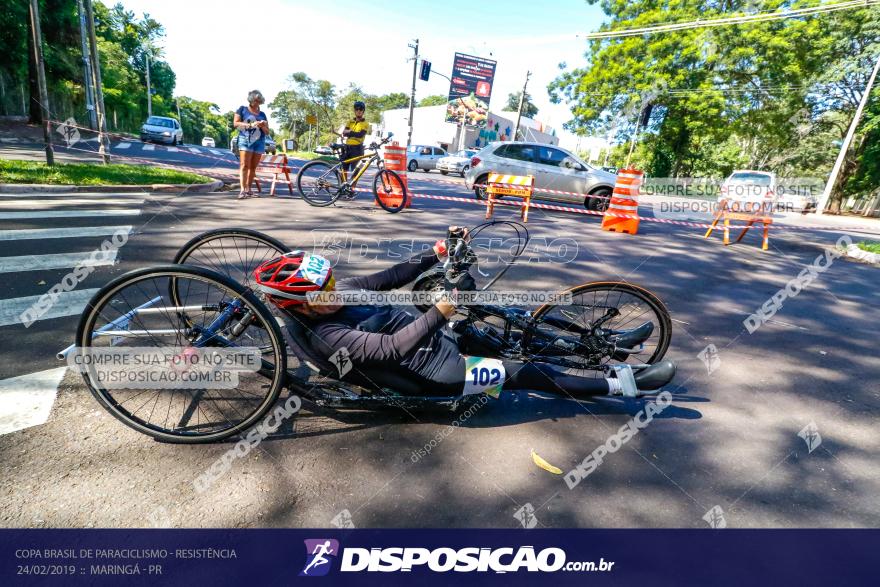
[297,160,342,206]
[76,265,288,443]
[527,281,672,375]
[373,169,408,213]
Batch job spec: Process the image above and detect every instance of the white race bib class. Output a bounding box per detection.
[463,356,505,398]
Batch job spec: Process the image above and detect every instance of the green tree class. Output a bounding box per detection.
[505,91,538,118]
[418,94,448,107]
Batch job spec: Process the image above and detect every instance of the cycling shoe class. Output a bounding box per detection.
[611,321,654,360]
[633,359,676,391]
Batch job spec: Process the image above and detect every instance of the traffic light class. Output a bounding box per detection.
[419,60,431,81]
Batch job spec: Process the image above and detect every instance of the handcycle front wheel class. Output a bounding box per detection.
[297,160,342,207]
[373,169,408,213]
[527,281,672,375]
[76,264,288,444]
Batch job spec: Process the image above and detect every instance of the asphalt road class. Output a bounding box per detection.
[1,142,879,530]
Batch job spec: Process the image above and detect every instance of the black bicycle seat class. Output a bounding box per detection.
[330,143,345,150]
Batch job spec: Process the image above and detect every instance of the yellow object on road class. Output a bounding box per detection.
[531,449,563,475]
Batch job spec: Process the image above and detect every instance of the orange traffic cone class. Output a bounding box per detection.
[601,169,643,235]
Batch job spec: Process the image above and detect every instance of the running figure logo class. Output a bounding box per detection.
[299,539,339,577]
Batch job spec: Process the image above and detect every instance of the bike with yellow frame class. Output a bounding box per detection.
[295,133,409,213]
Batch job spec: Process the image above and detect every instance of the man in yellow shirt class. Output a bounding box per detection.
[339,101,370,173]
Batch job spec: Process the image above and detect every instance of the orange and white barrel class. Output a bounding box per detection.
[601,168,643,234]
[378,142,410,208]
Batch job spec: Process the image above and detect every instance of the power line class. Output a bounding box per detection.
[581,0,880,39]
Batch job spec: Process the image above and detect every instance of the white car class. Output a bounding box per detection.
[140,116,183,145]
[718,170,777,206]
[437,149,478,177]
[201,137,216,148]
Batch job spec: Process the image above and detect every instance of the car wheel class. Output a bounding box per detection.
[474,175,489,200]
[587,188,612,212]
[408,160,418,172]
[440,170,448,175]
[460,165,469,178]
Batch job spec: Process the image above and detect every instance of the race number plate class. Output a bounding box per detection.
[463,356,505,398]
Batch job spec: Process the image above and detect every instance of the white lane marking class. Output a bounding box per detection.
[0,198,144,208]
[0,226,133,241]
[143,144,155,151]
[209,149,222,155]
[0,288,100,327]
[189,147,201,154]
[0,250,118,274]
[0,209,141,219]
[167,146,179,152]
[0,367,68,435]
[115,142,132,150]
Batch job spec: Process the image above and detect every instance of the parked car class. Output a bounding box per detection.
[230,134,277,156]
[464,142,617,211]
[601,166,618,174]
[437,149,478,177]
[201,137,215,148]
[140,116,183,145]
[407,145,447,172]
[314,145,334,156]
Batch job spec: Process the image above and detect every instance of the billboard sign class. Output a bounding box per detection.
[445,52,497,128]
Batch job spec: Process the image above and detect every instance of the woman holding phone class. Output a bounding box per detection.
[233,90,269,198]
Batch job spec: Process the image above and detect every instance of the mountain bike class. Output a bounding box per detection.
[61,225,673,444]
[296,133,408,213]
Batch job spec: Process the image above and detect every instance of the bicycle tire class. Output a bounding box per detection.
[76,264,288,444]
[529,281,672,367]
[373,169,408,213]
[297,160,342,206]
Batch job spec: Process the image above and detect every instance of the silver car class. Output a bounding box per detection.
[407,145,447,172]
[464,142,617,210]
[437,149,478,177]
[140,116,183,145]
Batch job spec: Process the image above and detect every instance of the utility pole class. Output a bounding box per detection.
[76,0,96,130]
[406,38,419,148]
[84,0,109,163]
[513,70,531,142]
[145,51,152,117]
[175,97,182,142]
[28,0,54,165]
[815,51,880,215]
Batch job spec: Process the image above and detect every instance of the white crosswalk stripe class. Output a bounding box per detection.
[189,147,201,154]
[0,288,100,327]
[143,144,154,151]
[0,226,133,241]
[0,209,141,219]
[115,142,132,149]
[0,367,68,435]
[167,146,179,152]
[0,250,118,274]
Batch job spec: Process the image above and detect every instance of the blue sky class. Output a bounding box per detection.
[116,0,607,148]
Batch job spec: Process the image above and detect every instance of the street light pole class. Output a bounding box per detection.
[513,70,531,142]
[76,0,96,130]
[815,51,880,215]
[406,39,419,148]
[145,51,152,118]
[83,0,109,163]
[28,0,54,166]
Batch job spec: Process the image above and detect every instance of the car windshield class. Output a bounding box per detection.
[454,150,476,158]
[146,117,174,128]
[728,172,773,185]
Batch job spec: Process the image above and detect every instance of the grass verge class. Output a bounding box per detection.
[857,241,880,254]
[0,159,213,185]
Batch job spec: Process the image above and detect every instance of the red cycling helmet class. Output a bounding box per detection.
[253,252,335,308]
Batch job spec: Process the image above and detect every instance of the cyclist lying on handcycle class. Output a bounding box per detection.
[253,228,675,399]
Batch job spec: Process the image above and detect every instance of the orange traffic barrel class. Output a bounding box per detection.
[601,168,643,234]
[378,143,410,209]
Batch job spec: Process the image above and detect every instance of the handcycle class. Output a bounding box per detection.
[61,223,672,444]
[296,133,408,213]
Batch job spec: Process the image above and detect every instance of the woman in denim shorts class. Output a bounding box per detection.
[233,90,269,198]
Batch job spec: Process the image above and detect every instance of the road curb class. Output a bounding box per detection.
[845,243,880,265]
[0,180,223,194]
